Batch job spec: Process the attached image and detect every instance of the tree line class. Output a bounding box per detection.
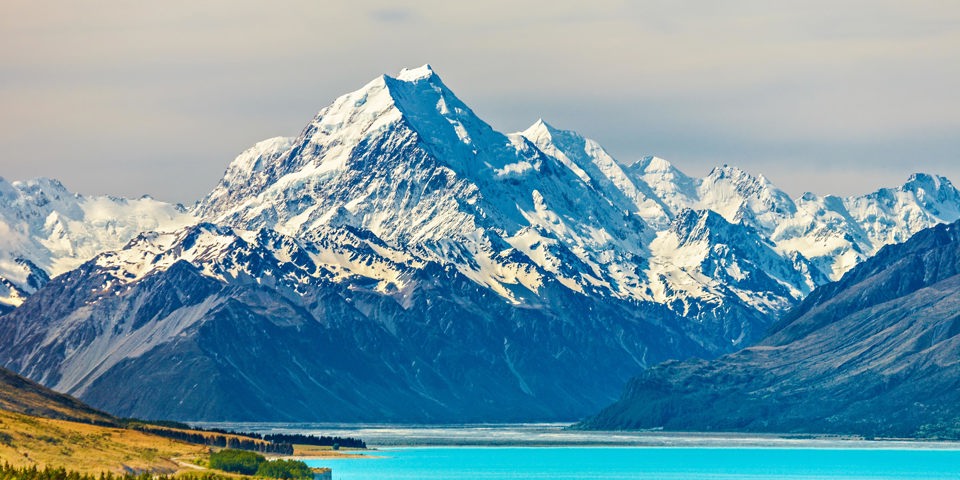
[173,424,367,449]
[261,433,366,449]
[126,423,294,455]
[123,419,367,453]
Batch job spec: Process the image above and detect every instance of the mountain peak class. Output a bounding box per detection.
[522,118,548,136]
[630,155,675,174]
[707,164,750,180]
[898,173,960,216]
[903,172,953,193]
[704,164,788,194]
[521,118,578,144]
[528,118,557,132]
[10,177,72,198]
[396,64,437,82]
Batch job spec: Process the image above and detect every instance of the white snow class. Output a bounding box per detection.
[189,66,960,325]
[397,64,437,82]
[0,177,196,307]
[5,66,960,346]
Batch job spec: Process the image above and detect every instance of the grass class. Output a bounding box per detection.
[0,367,299,476]
[0,368,116,426]
[0,408,208,474]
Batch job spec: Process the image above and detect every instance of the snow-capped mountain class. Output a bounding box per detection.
[197,64,960,345]
[0,177,195,312]
[198,65,654,312]
[623,156,960,282]
[521,119,672,229]
[0,222,707,421]
[778,173,960,279]
[195,65,793,347]
[2,65,960,422]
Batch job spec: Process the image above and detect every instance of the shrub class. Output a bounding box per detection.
[255,459,313,479]
[208,449,265,475]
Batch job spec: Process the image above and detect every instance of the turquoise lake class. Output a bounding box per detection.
[306,447,960,480]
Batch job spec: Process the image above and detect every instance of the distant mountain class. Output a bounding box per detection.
[578,220,960,438]
[2,65,959,422]
[0,177,195,312]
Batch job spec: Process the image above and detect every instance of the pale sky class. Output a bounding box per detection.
[1,1,958,204]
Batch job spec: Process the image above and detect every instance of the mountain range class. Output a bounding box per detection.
[579,219,960,438]
[1,65,958,422]
[0,177,193,313]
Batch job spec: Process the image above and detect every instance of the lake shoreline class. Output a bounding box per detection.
[193,422,960,451]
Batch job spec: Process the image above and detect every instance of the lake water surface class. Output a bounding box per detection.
[306,446,960,480]
[194,423,960,479]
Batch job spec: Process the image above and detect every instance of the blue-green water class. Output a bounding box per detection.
[306,447,960,480]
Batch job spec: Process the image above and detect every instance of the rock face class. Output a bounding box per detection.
[1,65,960,422]
[579,220,960,438]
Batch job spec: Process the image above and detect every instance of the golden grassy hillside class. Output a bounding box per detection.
[0,367,212,473]
[0,368,116,426]
[0,408,208,474]
[0,367,341,474]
